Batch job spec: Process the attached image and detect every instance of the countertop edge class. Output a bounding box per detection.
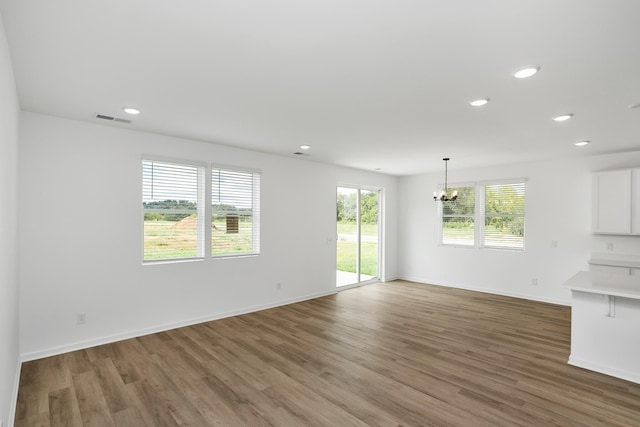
[564,271,640,300]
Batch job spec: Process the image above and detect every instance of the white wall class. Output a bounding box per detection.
[18,112,398,359]
[398,151,640,305]
[0,11,20,427]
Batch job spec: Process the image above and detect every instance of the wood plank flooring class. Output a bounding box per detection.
[14,280,640,426]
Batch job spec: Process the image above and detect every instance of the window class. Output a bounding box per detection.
[142,158,260,262]
[441,185,475,246]
[481,182,525,250]
[439,180,525,250]
[211,167,260,256]
[142,160,205,261]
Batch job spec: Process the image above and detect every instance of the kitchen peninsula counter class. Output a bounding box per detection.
[564,271,640,384]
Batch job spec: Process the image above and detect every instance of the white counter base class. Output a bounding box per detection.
[564,271,640,384]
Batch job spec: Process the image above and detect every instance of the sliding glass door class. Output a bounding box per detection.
[336,186,380,287]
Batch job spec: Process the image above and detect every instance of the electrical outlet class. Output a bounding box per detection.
[551,240,558,248]
[77,313,86,325]
[276,282,282,290]
[607,242,614,251]
[531,278,538,286]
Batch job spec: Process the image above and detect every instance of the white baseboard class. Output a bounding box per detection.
[568,356,640,385]
[19,277,570,363]
[20,289,338,362]
[9,359,21,427]
[398,275,571,306]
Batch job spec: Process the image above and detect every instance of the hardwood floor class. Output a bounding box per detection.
[15,280,640,426]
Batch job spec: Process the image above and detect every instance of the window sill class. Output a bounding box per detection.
[210,253,260,260]
[142,257,205,266]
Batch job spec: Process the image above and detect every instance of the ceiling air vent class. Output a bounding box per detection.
[95,113,131,124]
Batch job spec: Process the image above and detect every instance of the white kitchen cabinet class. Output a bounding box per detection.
[592,169,640,234]
[632,169,640,234]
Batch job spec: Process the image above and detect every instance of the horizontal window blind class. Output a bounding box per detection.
[142,160,203,261]
[483,182,525,249]
[441,185,475,246]
[211,168,261,256]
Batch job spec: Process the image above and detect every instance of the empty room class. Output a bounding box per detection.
[1,0,640,425]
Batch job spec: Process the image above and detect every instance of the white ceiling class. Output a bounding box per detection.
[1,0,639,175]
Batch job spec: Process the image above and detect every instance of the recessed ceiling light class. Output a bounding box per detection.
[123,107,140,115]
[574,140,590,147]
[300,145,311,150]
[514,66,540,79]
[553,113,574,122]
[469,98,490,107]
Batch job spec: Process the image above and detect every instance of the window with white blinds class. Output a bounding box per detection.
[142,158,261,262]
[142,160,205,261]
[439,180,526,250]
[481,182,525,250]
[441,185,475,246]
[211,167,260,256]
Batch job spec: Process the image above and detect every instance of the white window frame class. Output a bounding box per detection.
[211,164,261,258]
[438,178,526,251]
[142,157,207,262]
[437,182,476,248]
[142,156,261,264]
[478,179,526,251]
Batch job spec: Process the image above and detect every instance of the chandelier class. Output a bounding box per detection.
[433,158,458,202]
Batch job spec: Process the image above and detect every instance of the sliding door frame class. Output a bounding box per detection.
[336,184,383,288]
